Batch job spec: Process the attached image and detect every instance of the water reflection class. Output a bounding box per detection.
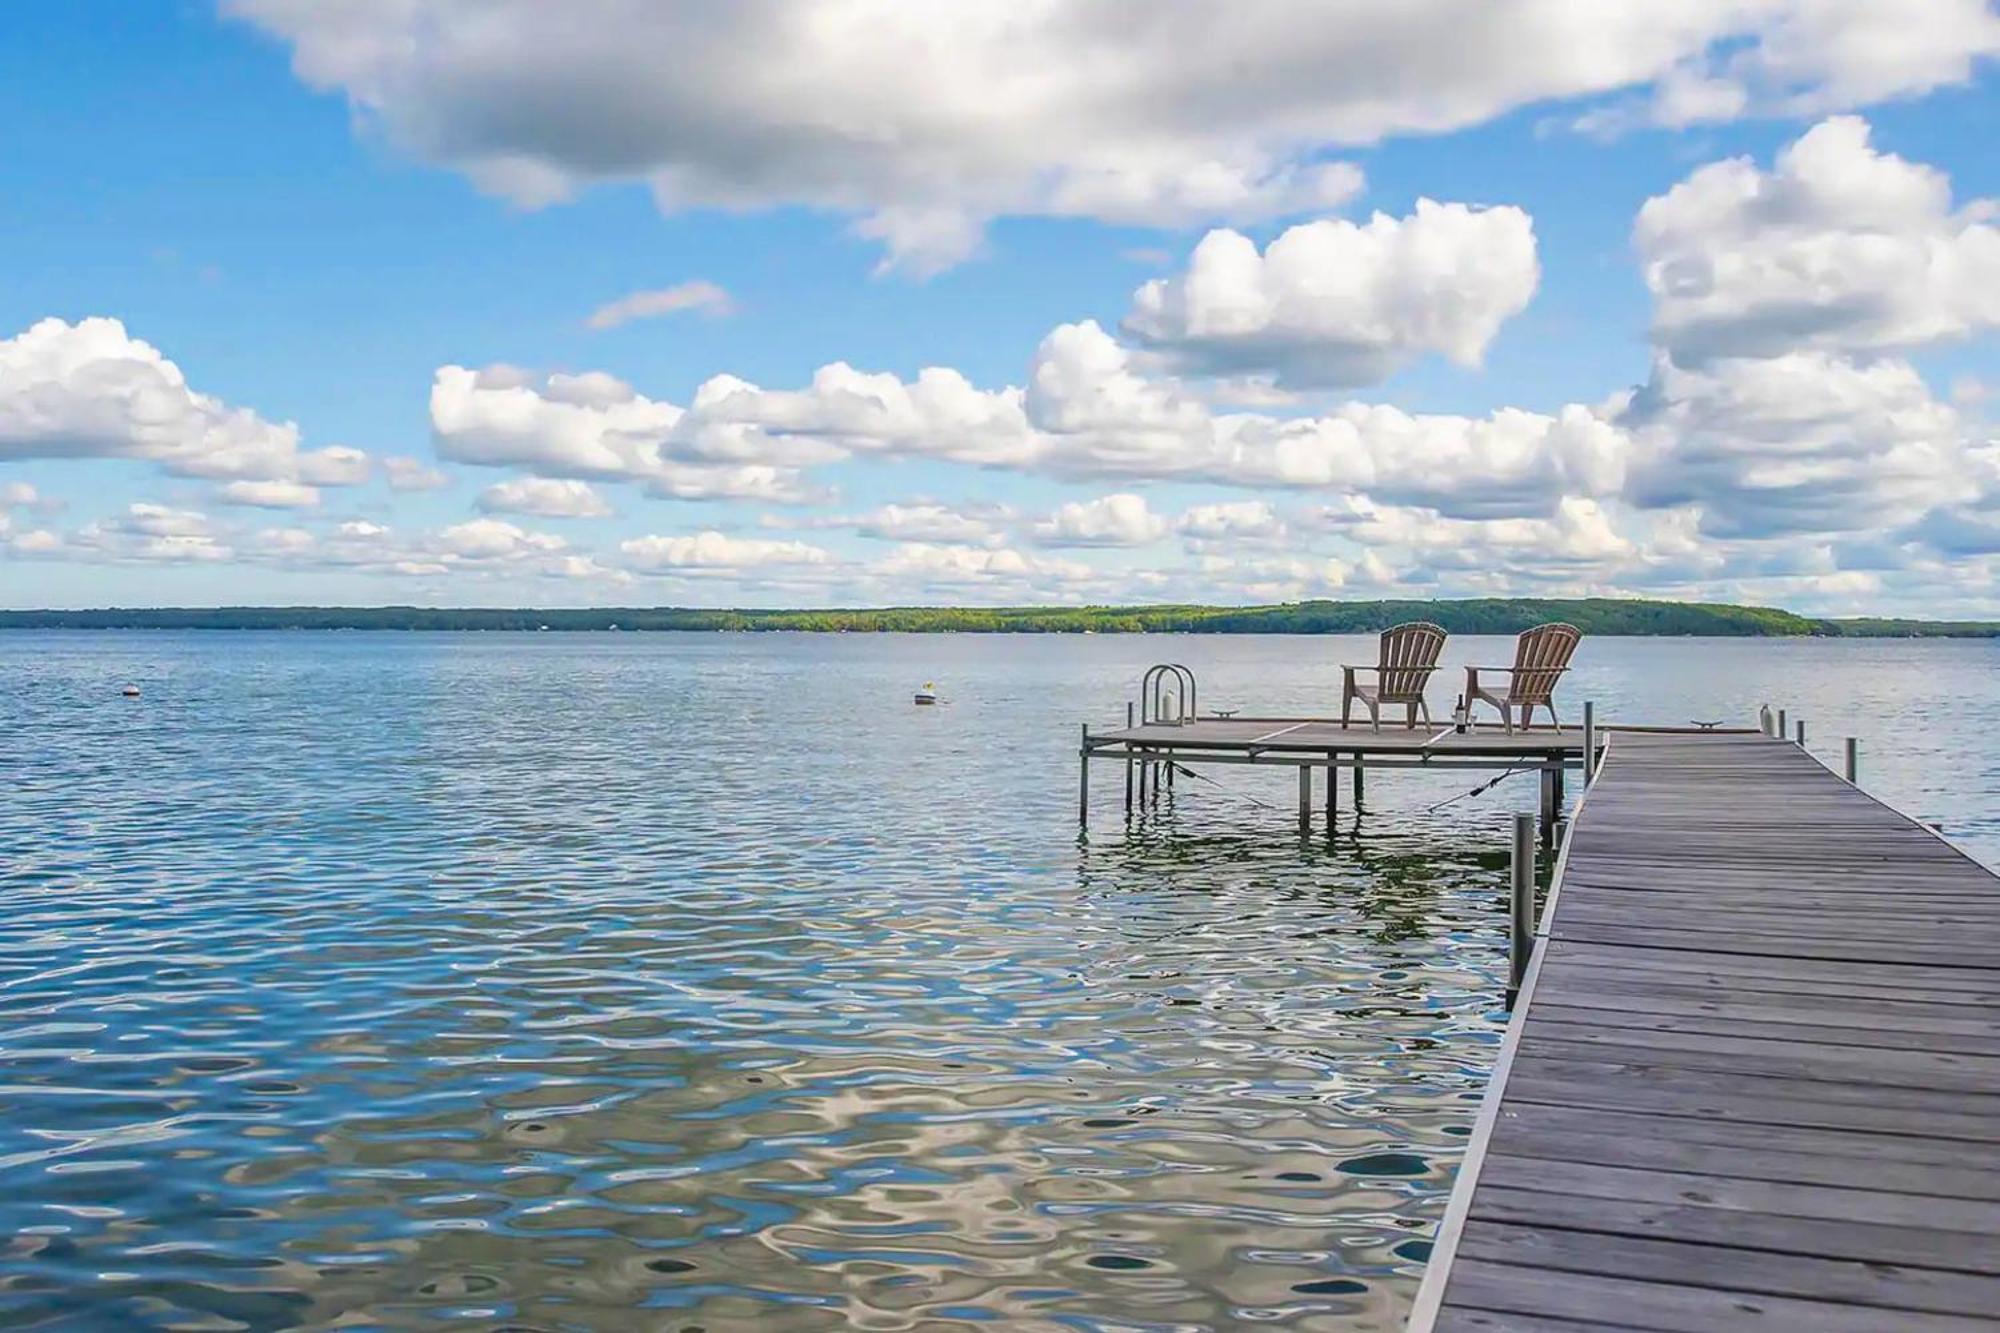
[1,632,1587,1328]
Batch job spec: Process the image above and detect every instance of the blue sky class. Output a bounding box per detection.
[3,2,1998,612]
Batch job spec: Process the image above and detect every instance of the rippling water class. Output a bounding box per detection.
[3,631,1995,1330]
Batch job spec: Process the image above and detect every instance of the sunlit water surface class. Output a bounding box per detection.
[3,632,1995,1330]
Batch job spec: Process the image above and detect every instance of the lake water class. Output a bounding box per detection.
[3,631,1995,1331]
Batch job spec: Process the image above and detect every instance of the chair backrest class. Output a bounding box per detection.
[1376,621,1447,698]
[1510,623,1581,705]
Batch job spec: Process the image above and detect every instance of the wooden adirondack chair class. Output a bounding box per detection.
[1342,622,1447,730]
[1465,623,1581,733]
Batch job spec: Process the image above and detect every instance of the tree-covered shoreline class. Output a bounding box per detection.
[4,598,1997,636]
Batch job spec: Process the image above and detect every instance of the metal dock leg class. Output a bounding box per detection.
[1325,751,1336,826]
[1510,812,1536,999]
[1298,764,1311,836]
[1539,766,1558,848]
[1352,756,1364,806]
[1582,701,1596,783]
[1845,736,1859,784]
[1124,704,1134,814]
[1079,723,1090,828]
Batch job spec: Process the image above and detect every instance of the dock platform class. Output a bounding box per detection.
[1082,716,1597,839]
[1093,717,1584,764]
[1410,729,2000,1331]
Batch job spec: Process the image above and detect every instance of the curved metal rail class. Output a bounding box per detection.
[1140,663,1197,725]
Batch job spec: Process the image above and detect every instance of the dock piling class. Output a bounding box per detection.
[1582,701,1596,783]
[1845,736,1859,784]
[1124,703,1134,814]
[1352,757,1364,806]
[1538,766,1558,848]
[1298,764,1311,835]
[1078,723,1090,828]
[1324,751,1336,826]
[1795,717,1806,746]
[1509,811,1536,997]
[1778,707,1788,739]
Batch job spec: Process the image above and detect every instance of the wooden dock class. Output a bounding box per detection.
[1410,729,2000,1331]
[1082,716,1590,841]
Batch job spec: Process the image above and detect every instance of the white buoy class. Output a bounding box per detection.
[914,682,938,705]
[121,685,141,698]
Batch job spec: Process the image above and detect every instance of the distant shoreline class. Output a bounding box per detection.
[3,599,1997,637]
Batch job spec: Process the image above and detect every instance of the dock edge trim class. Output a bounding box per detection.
[1401,728,1614,1331]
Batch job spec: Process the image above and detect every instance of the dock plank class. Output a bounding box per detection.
[1412,730,2000,1330]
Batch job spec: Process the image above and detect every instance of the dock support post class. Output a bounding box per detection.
[1539,766,1558,848]
[1325,752,1336,825]
[1510,812,1536,999]
[1582,701,1596,784]
[1778,707,1788,740]
[1845,737,1859,784]
[1795,718,1806,746]
[1298,764,1311,836]
[1353,756,1364,806]
[1079,724,1090,828]
[1124,704,1134,814]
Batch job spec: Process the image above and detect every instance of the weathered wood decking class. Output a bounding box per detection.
[1411,729,2000,1332]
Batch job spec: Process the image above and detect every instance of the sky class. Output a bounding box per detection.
[3,2,1998,614]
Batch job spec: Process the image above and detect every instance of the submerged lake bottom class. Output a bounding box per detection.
[3,632,1994,1330]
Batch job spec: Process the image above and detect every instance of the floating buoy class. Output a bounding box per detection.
[914,682,937,706]
[121,685,141,698]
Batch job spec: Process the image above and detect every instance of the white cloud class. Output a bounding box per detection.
[220,479,320,508]
[435,319,1628,520]
[586,279,735,330]
[1178,499,1287,542]
[688,362,1037,468]
[437,517,567,561]
[1123,202,1539,387]
[1603,117,2000,580]
[1,482,40,508]
[383,455,451,491]
[852,502,1004,545]
[431,365,680,477]
[1322,495,1639,570]
[1031,493,1168,547]
[787,501,1010,546]
[1665,0,1999,124]
[429,364,822,501]
[227,2,1998,272]
[0,317,368,487]
[17,503,234,564]
[619,531,830,572]
[1186,551,1359,602]
[1639,116,2000,363]
[1024,322,1631,511]
[236,516,577,579]
[867,543,1092,592]
[1620,350,1974,537]
[476,477,614,518]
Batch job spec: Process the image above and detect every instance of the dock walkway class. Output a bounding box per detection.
[1411,729,2000,1331]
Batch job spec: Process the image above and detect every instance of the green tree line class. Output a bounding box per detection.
[4,598,1997,635]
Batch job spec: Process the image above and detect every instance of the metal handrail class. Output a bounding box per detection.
[1140,663,1197,725]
